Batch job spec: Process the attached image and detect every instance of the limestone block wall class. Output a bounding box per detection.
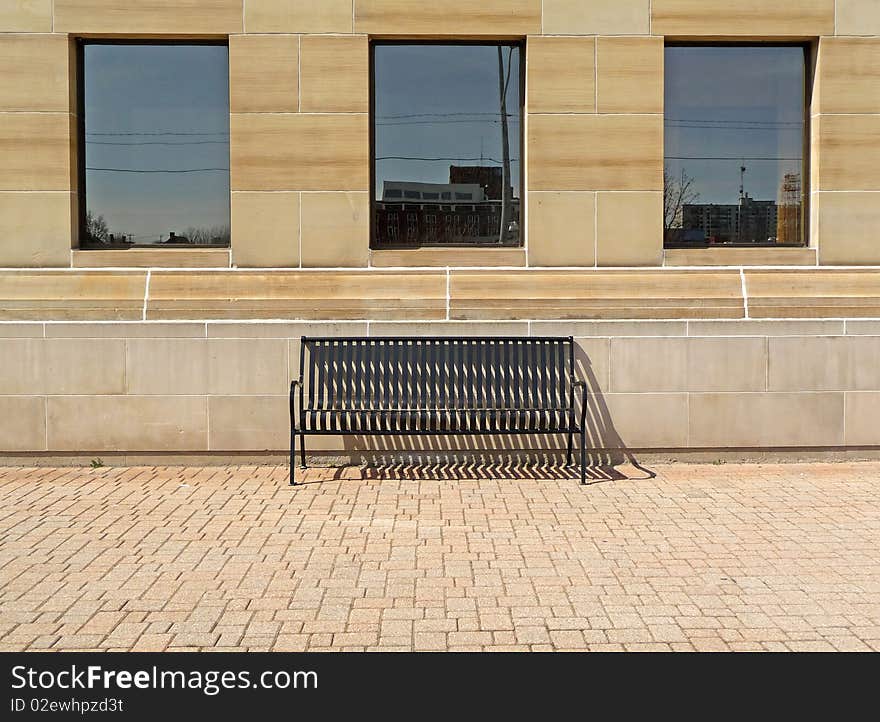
[1,1,880,458]
[1,0,880,267]
[2,316,880,460]
[0,268,879,458]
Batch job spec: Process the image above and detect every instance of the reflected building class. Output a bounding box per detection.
[681,194,780,245]
[374,166,520,246]
[776,172,803,246]
[678,172,802,246]
[372,43,522,249]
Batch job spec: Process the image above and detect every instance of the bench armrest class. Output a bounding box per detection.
[289,380,302,432]
[570,379,588,426]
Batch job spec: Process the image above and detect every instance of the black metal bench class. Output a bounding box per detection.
[289,336,588,484]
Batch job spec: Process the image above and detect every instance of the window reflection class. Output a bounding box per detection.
[664,45,806,247]
[372,43,523,248]
[81,43,230,248]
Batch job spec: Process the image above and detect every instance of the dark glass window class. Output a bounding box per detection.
[372,42,523,248]
[664,45,807,247]
[80,42,230,248]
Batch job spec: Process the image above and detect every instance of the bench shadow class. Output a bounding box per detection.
[322,343,655,486]
[357,461,647,484]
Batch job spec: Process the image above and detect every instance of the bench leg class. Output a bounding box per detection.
[290,437,296,486]
[299,433,307,470]
[566,430,574,466]
[580,429,587,485]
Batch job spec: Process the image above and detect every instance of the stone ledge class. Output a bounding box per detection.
[664,247,817,267]
[450,269,745,319]
[0,268,879,321]
[72,248,231,269]
[746,269,880,318]
[147,270,447,320]
[0,271,146,321]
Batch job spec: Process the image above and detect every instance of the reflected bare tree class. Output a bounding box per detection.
[663,167,699,244]
[181,224,231,245]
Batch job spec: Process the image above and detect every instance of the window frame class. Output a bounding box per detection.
[75,38,232,250]
[662,41,813,250]
[368,39,526,250]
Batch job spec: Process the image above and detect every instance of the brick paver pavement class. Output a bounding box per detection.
[1,462,879,652]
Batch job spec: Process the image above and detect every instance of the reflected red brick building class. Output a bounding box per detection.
[373,166,521,246]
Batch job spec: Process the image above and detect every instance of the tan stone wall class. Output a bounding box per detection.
[1,0,878,268]
[814,35,880,263]
[2,1,880,456]
[2,318,880,456]
[0,29,76,267]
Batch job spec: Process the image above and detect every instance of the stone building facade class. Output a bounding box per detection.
[2,1,880,463]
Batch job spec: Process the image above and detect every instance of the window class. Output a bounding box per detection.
[78,41,230,248]
[664,45,808,248]
[371,42,523,248]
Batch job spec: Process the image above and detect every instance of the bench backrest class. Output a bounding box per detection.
[299,337,574,411]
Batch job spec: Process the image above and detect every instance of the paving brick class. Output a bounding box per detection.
[1,462,879,652]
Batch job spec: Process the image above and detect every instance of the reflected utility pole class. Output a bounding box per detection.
[497,47,512,244]
[737,162,746,243]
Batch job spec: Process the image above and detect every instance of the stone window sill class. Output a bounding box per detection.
[664,247,816,267]
[72,248,231,269]
[370,247,526,268]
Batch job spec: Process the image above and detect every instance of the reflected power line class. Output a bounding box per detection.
[667,156,801,161]
[665,118,803,125]
[86,131,229,137]
[86,140,228,146]
[376,112,516,120]
[375,156,520,164]
[377,119,520,127]
[86,167,229,173]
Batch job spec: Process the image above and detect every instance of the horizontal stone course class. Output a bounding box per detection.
[53,0,243,34]
[688,393,845,447]
[353,0,542,34]
[0,272,146,321]
[0,337,124,394]
[0,0,878,460]
[610,337,767,393]
[0,396,45,451]
[745,270,880,319]
[146,271,447,321]
[449,270,744,320]
[0,1,52,32]
[0,321,878,454]
[1,270,880,322]
[651,0,834,36]
[46,396,208,451]
[768,336,880,391]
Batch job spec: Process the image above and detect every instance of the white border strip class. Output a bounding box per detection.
[142,269,151,321]
[6,265,880,272]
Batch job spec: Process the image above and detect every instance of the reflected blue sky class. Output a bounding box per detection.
[83,44,230,244]
[373,44,522,199]
[665,45,804,205]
